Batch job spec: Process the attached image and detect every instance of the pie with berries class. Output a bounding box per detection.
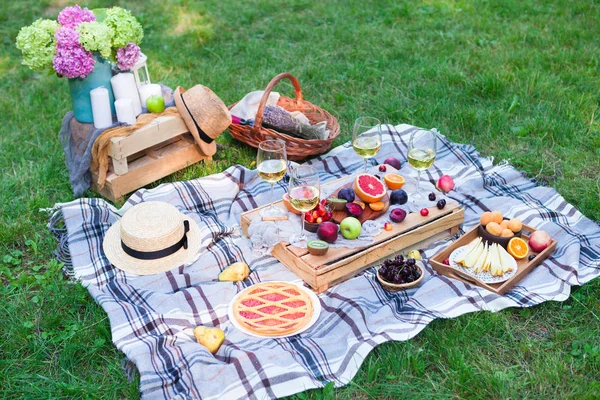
[231,282,314,337]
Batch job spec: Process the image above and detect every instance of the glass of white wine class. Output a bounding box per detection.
[257,139,288,217]
[407,129,437,199]
[288,165,320,244]
[352,117,382,173]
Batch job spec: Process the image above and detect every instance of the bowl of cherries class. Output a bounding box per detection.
[303,199,334,233]
[376,255,424,292]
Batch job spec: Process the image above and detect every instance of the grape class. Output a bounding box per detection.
[428,192,436,201]
[406,258,416,266]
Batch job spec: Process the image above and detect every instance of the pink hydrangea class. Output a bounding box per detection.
[116,42,140,71]
[53,44,95,78]
[57,4,95,29]
[54,27,80,48]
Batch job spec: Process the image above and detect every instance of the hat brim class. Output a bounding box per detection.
[174,86,217,157]
[103,216,202,275]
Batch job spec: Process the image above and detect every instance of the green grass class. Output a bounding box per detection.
[1,0,599,398]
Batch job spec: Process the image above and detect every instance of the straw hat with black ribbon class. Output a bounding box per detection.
[103,202,202,275]
[174,85,232,156]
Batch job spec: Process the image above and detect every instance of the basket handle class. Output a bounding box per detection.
[253,72,303,133]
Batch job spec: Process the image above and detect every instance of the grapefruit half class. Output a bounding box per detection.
[353,174,386,203]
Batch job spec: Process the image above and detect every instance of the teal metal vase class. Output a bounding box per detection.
[68,55,116,124]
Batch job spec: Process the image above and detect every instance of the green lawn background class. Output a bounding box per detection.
[1,0,599,398]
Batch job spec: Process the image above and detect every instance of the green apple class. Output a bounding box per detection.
[340,217,361,239]
[146,95,165,113]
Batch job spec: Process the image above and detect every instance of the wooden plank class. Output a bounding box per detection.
[92,139,211,202]
[320,208,464,272]
[299,203,460,268]
[313,229,455,293]
[112,157,128,175]
[271,243,318,288]
[108,115,189,160]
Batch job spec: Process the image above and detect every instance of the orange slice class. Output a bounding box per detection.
[369,201,385,211]
[384,174,405,190]
[507,237,529,259]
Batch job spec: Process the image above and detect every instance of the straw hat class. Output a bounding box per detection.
[174,85,232,156]
[103,202,202,275]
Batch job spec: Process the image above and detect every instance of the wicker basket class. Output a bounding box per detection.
[228,73,340,161]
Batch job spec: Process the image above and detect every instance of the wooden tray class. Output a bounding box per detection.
[240,176,464,292]
[429,223,557,295]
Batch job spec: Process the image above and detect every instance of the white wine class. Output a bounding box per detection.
[407,148,435,170]
[289,185,320,212]
[353,136,381,158]
[257,159,287,183]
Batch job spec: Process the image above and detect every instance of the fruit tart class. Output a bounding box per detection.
[232,282,314,337]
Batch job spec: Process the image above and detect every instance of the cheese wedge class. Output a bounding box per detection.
[473,243,489,273]
[455,237,482,265]
[463,242,484,268]
[497,245,515,273]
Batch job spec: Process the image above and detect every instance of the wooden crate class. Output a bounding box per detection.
[429,223,557,295]
[240,179,465,292]
[90,115,211,202]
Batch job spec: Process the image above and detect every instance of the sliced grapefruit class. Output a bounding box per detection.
[353,174,386,203]
[282,193,302,215]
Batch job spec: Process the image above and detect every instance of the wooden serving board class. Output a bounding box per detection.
[240,175,464,292]
[429,223,557,295]
[330,182,390,224]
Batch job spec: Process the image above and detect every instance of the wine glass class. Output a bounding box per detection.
[287,165,320,244]
[352,117,382,173]
[257,139,288,217]
[407,129,437,199]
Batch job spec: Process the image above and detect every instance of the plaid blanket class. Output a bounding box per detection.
[49,124,600,399]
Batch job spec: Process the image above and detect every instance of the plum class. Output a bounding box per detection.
[390,208,407,223]
[390,189,408,205]
[345,203,363,217]
[338,188,355,203]
[384,157,401,170]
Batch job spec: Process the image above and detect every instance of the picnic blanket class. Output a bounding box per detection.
[48,124,600,400]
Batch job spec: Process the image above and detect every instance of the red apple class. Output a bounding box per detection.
[529,230,551,252]
[317,221,339,243]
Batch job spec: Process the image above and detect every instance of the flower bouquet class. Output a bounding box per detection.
[16,5,144,123]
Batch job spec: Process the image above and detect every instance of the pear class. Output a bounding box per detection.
[194,326,225,354]
[464,242,484,268]
[489,244,503,276]
[473,243,489,274]
[456,237,482,265]
[497,245,515,273]
[218,262,250,282]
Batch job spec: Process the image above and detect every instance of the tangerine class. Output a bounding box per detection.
[490,210,503,224]
[369,201,386,211]
[480,212,492,226]
[486,221,502,236]
[508,237,529,259]
[354,174,386,203]
[508,218,522,233]
[383,174,405,190]
[501,228,514,238]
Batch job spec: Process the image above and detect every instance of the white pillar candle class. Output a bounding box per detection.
[138,83,162,108]
[90,86,113,129]
[115,98,136,125]
[110,72,142,116]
